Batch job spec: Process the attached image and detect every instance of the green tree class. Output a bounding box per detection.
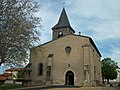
[0,0,41,67]
[102,57,118,84]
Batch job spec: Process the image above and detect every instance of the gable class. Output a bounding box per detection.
[32,35,101,57]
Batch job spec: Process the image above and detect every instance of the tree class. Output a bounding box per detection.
[0,0,41,67]
[102,57,118,84]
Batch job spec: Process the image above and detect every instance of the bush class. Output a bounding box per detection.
[0,84,24,89]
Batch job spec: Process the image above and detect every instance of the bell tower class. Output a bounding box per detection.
[52,8,75,40]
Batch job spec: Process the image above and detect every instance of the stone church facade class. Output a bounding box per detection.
[24,8,102,87]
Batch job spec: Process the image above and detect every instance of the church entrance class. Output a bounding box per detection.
[65,71,74,85]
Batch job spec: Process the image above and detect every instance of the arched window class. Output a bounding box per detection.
[38,63,43,76]
[58,31,63,38]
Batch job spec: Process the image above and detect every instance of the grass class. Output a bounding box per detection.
[0,83,24,90]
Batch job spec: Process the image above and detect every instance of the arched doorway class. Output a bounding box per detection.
[65,71,74,85]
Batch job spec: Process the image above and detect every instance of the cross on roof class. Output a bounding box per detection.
[62,1,65,8]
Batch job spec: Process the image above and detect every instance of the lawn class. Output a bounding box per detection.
[0,83,24,90]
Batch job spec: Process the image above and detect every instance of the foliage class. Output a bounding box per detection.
[0,0,41,67]
[0,84,24,89]
[102,57,118,83]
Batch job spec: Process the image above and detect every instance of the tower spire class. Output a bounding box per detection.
[52,8,74,32]
[52,8,75,40]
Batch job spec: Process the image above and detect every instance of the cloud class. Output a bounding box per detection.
[66,0,120,20]
[98,39,120,66]
[67,0,120,40]
[90,20,120,41]
[111,46,120,66]
[35,0,120,66]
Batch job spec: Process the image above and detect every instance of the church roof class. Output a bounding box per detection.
[52,8,75,32]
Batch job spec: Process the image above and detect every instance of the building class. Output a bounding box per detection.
[24,8,102,87]
[0,68,22,85]
[5,68,22,80]
[110,68,120,84]
[116,68,120,83]
[0,73,10,85]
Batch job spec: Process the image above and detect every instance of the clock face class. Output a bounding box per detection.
[65,46,71,54]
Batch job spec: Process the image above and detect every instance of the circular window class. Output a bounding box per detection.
[65,46,71,54]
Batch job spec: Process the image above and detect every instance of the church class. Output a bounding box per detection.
[24,8,102,87]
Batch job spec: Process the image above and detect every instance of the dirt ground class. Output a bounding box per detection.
[48,87,120,90]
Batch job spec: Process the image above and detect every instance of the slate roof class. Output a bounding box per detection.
[52,8,75,32]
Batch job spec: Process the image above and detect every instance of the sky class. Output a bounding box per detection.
[37,0,120,67]
[0,0,120,73]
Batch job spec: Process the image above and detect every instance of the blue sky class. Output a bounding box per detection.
[0,0,120,73]
[37,0,120,67]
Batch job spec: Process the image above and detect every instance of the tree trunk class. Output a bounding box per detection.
[102,77,105,84]
[107,79,109,84]
[13,80,16,84]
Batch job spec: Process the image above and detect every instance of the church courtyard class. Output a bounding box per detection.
[9,86,120,90]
